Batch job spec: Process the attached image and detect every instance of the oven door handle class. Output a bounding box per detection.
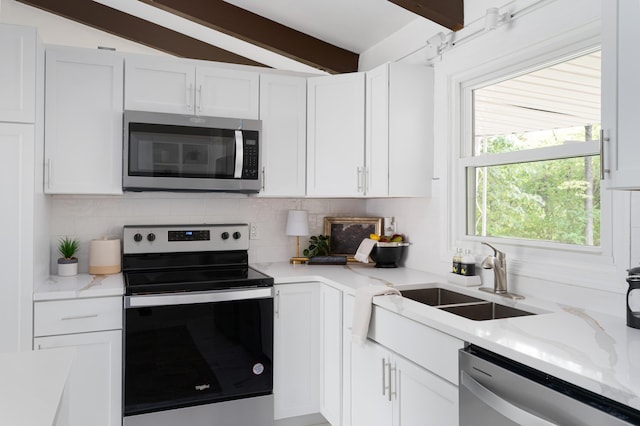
[125,287,273,308]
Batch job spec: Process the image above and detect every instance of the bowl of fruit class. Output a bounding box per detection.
[369,234,409,268]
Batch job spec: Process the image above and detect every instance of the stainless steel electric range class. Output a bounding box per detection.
[122,224,274,426]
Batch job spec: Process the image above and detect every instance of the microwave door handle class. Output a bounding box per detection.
[234,130,244,178]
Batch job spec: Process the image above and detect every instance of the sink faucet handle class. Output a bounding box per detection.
[481,242,505,260]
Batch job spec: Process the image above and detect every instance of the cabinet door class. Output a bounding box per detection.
[0,24,36,123]
[35,330,122,426]
[197,66,259,119]
[0,123,34,352]
[124,57,195,114]
[45,48,123,194]
[273,283,320,419]
[350,339,393,426]
[365,64,390,197]
[259,74,307,197]
[320,284,342,425]
[394,354,458,426]
[307,73,366,197]
[387,63,433,197]
[602,0,640,189]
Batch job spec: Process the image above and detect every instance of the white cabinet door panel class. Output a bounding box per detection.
[320,284,342,425]
[124,58,195,114]
[35,330,122,426]
[395,354,458,426]
[0,25,36,123]
[259,73,306,197]
[0,123,34,352]
[45,48,123,194]
[197,67,259,119]
[273,283,320,419]
[605,0,640,188]
[307,73,365,197]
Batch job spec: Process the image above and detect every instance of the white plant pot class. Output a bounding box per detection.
[58,259,78,277]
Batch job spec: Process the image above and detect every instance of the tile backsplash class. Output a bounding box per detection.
[50,194,366,274]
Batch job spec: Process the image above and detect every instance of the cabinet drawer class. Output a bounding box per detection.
[34,297,122,337]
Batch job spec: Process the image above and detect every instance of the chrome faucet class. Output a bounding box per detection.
[480,242,523,300]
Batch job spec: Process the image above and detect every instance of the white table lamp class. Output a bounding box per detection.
[286,210,309,264]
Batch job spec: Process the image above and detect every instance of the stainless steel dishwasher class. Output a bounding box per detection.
[459,345,640,425]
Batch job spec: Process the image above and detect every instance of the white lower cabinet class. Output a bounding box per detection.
[33,297,122,426]
[344,295,460,426]
[274,282,343,425]
[350,338,458,426]
[274,283,321,420]
[319,284,342,425]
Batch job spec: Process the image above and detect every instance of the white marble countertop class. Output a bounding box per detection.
[253,261,640,413]
[34,273,124,301]
[0,347,75,426]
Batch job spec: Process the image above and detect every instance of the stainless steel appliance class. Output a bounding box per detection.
[459,345,640,425]
[122,224,274,426]
[123,110,261,193]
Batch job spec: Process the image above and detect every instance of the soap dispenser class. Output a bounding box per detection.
[627,267,640,329]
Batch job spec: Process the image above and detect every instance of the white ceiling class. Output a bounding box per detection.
[223,0,420,53]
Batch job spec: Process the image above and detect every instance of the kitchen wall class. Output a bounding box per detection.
[7,0,638,318]
[49,194,366,274]
[365,0,640,317]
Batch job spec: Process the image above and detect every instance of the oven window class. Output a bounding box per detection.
[124,297,273,416]
[128,123,236,179]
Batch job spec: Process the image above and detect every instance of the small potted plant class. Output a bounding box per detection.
[57,236,80,276]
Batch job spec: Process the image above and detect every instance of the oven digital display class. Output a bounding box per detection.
[168,230,210,241]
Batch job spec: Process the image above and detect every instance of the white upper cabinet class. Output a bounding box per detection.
[307,64,433,198]
[259,73,307,197]
[0,25,37,123]
[602,0,640,189]
[44,47,123,194]
[367,62,434,198]
[307,72,366,197]
[125,57,259,119]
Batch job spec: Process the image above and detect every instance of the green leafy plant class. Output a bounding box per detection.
[58,237,80,260]
[303,235,330,257]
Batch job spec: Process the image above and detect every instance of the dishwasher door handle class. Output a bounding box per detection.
[461,371,558,426]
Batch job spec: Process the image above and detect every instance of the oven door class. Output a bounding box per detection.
[123,288,273,417]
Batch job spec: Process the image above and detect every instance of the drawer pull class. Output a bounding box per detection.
[61,314,99,321]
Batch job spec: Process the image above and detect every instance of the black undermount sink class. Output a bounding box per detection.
[400,287,536,321]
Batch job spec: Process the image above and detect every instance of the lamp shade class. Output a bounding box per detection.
[286,210,309,236]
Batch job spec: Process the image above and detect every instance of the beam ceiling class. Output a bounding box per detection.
[140,0,359,74]
[17,0,266,67]
[387,0,464,31]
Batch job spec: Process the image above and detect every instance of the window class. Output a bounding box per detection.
[461,50,602,247]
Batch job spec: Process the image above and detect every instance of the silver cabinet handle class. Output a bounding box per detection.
[61,314,98,321]
[461,371,557,426]
[197,84,203,113]
[388,361,395,402]
[275,289,280,318]
[261,166,266,191]
[186,83,193,110]
[382,358,387,396]
[363,166,369,195]
[357,167,364,193]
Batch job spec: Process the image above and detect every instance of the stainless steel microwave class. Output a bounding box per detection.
[123,110,262,193]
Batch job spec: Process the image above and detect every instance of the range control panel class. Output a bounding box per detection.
[123,224,249,254]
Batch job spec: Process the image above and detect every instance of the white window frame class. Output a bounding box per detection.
[449,34,628,292]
